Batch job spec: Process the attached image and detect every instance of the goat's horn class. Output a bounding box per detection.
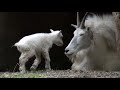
[80,12,89,29]
[77,12,80,28]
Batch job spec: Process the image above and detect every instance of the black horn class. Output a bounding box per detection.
[80,12,89,29]
[77,12,80,28]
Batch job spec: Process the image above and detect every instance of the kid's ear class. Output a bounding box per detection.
[58,30,63,37]
[50,29,54,33]
[59,30,62,33]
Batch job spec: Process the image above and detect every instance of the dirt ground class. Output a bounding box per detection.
[0,70,120,78]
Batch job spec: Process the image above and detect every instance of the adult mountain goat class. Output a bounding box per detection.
[65,12,120,71]
[14,29,63,73]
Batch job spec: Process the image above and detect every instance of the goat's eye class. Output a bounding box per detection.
[80,34,84,36]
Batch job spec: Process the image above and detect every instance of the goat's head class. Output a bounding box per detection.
[65,12,94,58]
[50,29,63,46]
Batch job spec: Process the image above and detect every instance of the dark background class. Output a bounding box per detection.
[0,12,112,72]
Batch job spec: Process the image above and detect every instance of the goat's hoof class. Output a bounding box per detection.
[20,70,26,74]
[30,66,36,71]
[45,68,52,71]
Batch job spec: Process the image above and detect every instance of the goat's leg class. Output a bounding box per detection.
[19,51,34,73]
[19,53,28,73]
[71,56,88,71]
[30,54,41,71]
[30,49,41,71]
[71,50,88,71]
[71,56,87,71]
[42,51,51,70]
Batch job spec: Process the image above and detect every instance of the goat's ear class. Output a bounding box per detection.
[58,30,63,37]
[71,24,77,28]
[50,29,54,33]
[59,30,62,33]
[87,27,93,40]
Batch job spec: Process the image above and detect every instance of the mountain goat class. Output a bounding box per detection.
[65,12,120,71]
[14,29,63,73]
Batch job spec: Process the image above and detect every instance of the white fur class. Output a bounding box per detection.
[14,29,63,73]
[66,14,120,71]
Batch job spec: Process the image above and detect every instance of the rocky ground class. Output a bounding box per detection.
[0,70,120,78]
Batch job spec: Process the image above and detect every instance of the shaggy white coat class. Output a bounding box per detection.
[66,14,120,71]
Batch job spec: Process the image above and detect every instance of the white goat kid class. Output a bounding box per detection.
[14,29,63,73]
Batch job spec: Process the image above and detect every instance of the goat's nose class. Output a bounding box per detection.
[65,49,69,53]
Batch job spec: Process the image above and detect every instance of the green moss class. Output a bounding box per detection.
[0,71,47,78]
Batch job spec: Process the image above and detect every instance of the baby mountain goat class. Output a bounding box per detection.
[14,29,63,73]
[65,12,120,71]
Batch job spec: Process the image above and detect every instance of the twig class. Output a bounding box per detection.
[13,63,20,72]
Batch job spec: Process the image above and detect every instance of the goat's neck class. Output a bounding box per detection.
[49,33,57,43]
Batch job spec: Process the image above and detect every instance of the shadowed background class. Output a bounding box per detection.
[0,12,111,72]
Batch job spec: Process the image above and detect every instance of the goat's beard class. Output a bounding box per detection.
[66,52,78,63]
